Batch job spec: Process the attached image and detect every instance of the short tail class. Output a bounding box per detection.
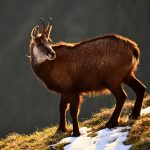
[126,37,140,61]
[132,46,140,60]
[131,46,140,73]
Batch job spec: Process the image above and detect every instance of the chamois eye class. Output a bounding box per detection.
[36,39,43,46]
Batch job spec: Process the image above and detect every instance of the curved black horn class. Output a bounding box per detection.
[39,18,45,34]
[45,17,53,37]
[46,17,52,30]
[49,17,52,25]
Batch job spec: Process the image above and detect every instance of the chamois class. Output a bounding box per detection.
[29,19,146,136]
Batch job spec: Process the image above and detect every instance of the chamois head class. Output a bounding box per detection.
[30,18,56,61]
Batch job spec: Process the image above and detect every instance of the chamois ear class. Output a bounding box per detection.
[45,18,52,38]
[31,26,39,39]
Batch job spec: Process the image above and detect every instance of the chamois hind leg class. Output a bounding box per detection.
[57,94,69,132]
[69,94,81,137]
[124,75,146,119]
[105,85,127,128]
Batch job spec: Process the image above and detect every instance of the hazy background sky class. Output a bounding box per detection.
[0,0,150,138]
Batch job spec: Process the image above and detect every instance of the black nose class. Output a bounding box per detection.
[47,50,56,60]
[50,52,55,57]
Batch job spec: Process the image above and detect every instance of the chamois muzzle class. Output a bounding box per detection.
[46,49,56,60]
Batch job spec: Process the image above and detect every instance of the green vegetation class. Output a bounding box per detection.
[0,95,150,150]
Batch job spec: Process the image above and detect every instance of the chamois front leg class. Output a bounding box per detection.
[70,94,81,137]
[57,95,69,132]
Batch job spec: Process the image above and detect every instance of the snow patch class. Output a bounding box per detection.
[141,106,150,115]
[51,127,131,150]
[50,106,150,150]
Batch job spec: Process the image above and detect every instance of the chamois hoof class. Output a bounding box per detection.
[72,131,81,137]
[105,121,119,128]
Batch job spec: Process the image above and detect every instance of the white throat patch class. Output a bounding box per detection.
[33,46,47,64]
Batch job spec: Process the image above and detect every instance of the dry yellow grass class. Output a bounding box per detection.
[0,94,150,150]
